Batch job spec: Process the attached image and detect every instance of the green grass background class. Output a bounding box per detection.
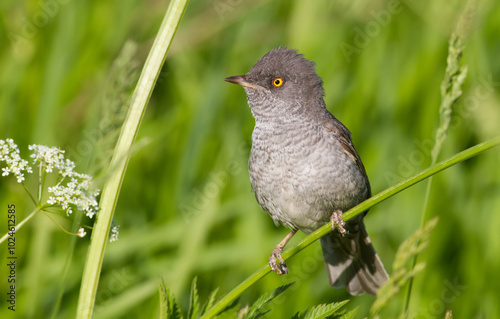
[1,0,500,318]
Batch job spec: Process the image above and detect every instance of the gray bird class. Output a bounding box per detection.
[225,47,388,295]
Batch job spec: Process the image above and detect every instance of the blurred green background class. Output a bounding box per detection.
[1,0,499,318]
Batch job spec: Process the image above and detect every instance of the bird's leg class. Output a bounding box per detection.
[269,229,297,275]
[331,210,347,236]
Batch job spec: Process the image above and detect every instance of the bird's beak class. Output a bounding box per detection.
[224,75,260,89]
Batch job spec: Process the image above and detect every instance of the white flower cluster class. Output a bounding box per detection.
[47,175,99,218]
[28,145,100,218]
[110,225,120,242]
[29,144,76,177]
[0,139,121,241]
[1,139,100,218]
[0,139,33,182]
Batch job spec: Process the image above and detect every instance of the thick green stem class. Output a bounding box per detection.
[201,136,500,319]
[75,1,189,318]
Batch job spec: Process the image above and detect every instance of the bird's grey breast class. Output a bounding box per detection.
[249,116,368,233]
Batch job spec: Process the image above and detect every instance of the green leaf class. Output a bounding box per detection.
[168,292,183,319]
[158,276,183,319]
[159,277,168,319]
[188,277,200,319]
[243,282,295,319]
[337,306,358,319]
[201,287,219,316]
[292,300,349,319]
[214,298,241,319]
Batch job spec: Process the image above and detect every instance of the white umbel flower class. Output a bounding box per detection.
[28,143,100,217]
[0,139,112,240]
[0,139,33,182]
[29,144,74,176]
[46,174,100,218]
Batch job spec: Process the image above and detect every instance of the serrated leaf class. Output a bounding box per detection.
[159,276,168,319]
[201,287,219,316]
[169,291,183,319]
[158,276,183,319]
[243,282,295,319]
[188,277,200,319]
[338,306,358,319]
[214,297,241,319]
[304,300,350,319]
[293,300,349,319]
[214,300,241,319]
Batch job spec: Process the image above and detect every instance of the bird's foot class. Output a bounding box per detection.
[331,210,347,236]
[269,246,288,275]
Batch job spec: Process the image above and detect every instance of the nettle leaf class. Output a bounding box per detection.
[243,282,295,319]
[338,305,358,319]
[158,276,183,319]
[214,298,241,319]
[188,277,200,319]
[292,300,350,319]
[201,287,219,316]
[159,277,168,319]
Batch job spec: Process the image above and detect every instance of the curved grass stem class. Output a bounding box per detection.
[201,135,500,319]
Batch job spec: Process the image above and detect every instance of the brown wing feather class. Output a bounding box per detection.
[323,119,371,198]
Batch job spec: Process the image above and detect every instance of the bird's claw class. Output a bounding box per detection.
[269,247,288,275]
[331,210,347,236]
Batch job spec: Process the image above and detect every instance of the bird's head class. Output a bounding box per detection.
[225,47,325,118]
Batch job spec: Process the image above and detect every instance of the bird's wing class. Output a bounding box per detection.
[323,118,371,198]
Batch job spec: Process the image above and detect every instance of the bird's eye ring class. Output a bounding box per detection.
[272,77,284,88]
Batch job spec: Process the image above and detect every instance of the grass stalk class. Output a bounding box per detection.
[75,1,189,317]
[404,4,472,314]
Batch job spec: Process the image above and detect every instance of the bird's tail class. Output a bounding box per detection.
[320,218,389,295]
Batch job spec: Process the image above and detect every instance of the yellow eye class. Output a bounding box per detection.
[272,77,284,87]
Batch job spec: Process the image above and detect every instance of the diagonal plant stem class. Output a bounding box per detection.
[201,135,500,319]
[75,1,189,318]
[0,208,39,244]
